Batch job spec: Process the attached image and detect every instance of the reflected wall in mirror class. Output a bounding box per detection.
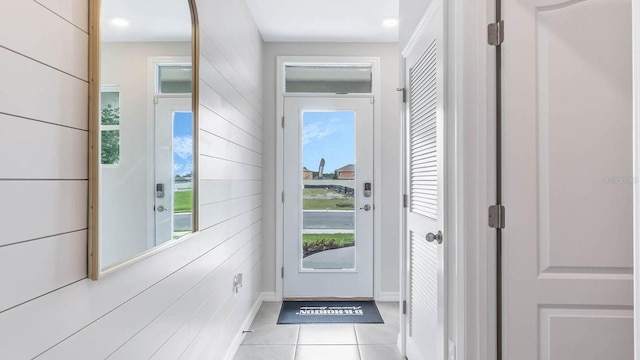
[89,0,199,278]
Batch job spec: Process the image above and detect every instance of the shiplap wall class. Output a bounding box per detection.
[0,0,264,359]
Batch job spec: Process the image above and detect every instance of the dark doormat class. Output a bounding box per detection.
[277,301,384,324]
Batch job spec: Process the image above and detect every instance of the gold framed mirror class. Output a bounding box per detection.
[88,0,200,280]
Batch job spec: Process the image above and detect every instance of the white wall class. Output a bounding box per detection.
[0,0,264,359]
[400,0,435,50]
[262,42,402,297]
[101,41,191,268]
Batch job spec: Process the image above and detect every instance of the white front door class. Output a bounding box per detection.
[502,0,633,358]
[283,96,374,298]
[154,96,193,245]
[403,0,446,359]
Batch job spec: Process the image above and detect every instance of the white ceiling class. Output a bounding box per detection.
[244,0,399,43]
[101,0,191,42]
[100,0,399,43]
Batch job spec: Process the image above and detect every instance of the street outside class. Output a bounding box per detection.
[301,187,356,269]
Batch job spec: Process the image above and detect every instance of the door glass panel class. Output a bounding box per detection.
[301,111,356,270]
[154,102,193,246]
[173,111,193,238]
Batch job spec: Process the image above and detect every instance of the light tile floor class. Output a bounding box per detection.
[233,301,404,360]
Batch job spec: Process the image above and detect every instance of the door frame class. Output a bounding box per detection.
[469,1,639,360]
[400,0,454,357]
[400,0,639,359]
[458,0,498,358]
[282,96,375,298]
[147,56,192,249]
[152,95,193,246]
[401,0,448,357]
[399,0,497,358]
[275,56,382,301]
[633,2,640,359]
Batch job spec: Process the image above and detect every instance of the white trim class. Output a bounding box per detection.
[372,56,383,302]
[101,84,121,93]
[399,0,490,358]
[461,0,496,358]
[633,1,640,359]
[378,291,400,302]
[276,60,285,301]
[275,56,382,301]
[259,291,278,302]
[398,50,408,357]
[443,0,496,359]
[447,0,468,358]
[401,2,442,56]
[223,293,267,360]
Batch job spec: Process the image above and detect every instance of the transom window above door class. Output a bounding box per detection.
[285,64,373,94]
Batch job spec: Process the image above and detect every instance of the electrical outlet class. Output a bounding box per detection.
[448,339,456,360]
[233,273,243,294]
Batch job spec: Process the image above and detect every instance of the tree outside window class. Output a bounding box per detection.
[101,89,120,165]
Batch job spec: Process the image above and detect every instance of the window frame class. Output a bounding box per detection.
[100,84,121,167]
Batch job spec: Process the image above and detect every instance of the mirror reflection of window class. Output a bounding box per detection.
[100,87,120,166]
[158,65,193,94]
[98,0,196,271]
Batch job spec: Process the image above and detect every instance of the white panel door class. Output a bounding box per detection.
[502,0,633,358]
[404,1,446,359]
[283,96,374,298]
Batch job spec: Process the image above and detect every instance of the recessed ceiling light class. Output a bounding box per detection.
[111,18,130,27]
[382,18,399,27]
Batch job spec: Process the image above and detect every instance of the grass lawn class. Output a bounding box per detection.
[303,188,354,210]
[302,233,355,257]
[303,198,354,210]
[304,188,335,196]
[174,190,193,213]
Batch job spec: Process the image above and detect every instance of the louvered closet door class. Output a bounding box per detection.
[403,1,445,359]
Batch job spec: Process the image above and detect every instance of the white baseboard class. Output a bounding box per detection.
[259,291,278,302]
[378,291,400,302]
[223,292,267,360]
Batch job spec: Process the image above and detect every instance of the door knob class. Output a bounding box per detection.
[359,204,372,211]
[426,231,443,244]
[157,205,167,212]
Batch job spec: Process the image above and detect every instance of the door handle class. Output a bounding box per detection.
[359,204,372,211]
[157,205,168,212]
[426,231,443,244]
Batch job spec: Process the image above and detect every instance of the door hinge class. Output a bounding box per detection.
[396,87,407,103]
[281,267,284,279]
[403,194,408,208]
[487,20,504,46]
[281,116,284,128]
[488,204,505,229]
[281,191,285,203]
[402,300,407,314]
